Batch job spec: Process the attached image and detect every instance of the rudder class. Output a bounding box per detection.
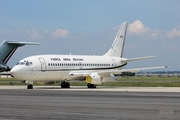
[104,22,128,57]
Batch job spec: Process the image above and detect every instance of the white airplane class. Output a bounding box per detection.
[10,22,167,89]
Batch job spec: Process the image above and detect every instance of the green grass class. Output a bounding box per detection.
[0,78,24,85]
[1,76,180,87]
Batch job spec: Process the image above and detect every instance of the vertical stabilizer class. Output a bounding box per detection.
[104,22,128,57]
[0,41,40,65]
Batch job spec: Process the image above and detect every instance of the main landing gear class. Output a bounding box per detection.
[26,81,96,89]
[27,84,33,89]
[61,82,97,88]
[61,81,70,88]
[87,83,97,88]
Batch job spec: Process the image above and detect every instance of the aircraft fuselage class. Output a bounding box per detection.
[11,55,126,82]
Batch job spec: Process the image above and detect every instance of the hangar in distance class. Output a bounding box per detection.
[10,22,167,89]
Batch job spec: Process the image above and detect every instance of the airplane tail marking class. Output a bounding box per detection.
[3,47,17,64]
[0,41,40,65]
[104,22,128,58]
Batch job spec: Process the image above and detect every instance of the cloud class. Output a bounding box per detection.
[128,20,167,39]
[128,20,150,34]
[167,28,180,38]
[162,43,180,51]
[128,20,180,39]
[26,29,43,39]
[43,30,49,34]
[52,28,68,38]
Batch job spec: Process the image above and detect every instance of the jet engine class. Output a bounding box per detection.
[86,72,117,84]
[86,73,103,84]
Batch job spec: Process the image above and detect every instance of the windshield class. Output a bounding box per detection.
[16,62,25,65]
[25,62,33,66]
[16,61,33,66]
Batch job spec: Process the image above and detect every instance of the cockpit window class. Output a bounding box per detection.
[16,61,33,66]
[16,62,25,65]
[25,62,33,66]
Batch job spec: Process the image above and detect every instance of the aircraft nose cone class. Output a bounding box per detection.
[10,66,17,74]
[10,67,17,76]
[10,66,23,80]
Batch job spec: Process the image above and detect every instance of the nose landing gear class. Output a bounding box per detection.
[25,81,34,89]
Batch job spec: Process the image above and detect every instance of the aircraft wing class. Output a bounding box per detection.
[97,66,168,75]
[69,71,90,77]
[69,66,168,77]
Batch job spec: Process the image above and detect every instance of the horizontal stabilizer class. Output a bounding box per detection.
[122,56,155,63]
[7,41,41,45]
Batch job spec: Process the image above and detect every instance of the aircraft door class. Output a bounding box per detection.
[38,58,47,71]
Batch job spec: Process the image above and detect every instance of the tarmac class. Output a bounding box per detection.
[0,86,180,120]
[1,86,180,92]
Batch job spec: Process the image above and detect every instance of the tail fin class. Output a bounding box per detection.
[104,22,128,57]
[0,41,40,65]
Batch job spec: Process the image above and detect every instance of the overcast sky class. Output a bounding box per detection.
[0,0,180,71]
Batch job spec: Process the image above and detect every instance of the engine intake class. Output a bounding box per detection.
[86,72,117,84]
[86,73,103,84]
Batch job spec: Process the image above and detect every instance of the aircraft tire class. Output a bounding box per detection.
[27,84,33,89]
[87,83,97,88]
[65,82,70,88]
[61,81,70,88]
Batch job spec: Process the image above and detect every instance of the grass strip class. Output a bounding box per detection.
[1,77,180,87]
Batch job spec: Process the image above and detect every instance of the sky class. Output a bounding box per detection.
[0,0,180,71]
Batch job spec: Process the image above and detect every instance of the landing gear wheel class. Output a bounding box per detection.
[27,84,33,89]
[61,81,70,88]
[87,83,97,88]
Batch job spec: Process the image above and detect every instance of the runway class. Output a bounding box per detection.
[0,86,180,120]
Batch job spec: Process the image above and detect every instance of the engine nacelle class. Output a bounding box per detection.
[0,64,10,72]
[86,73,102,84]
[86,72,117,84]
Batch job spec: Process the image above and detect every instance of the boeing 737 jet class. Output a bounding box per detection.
[0,41,40,72]
[10,22,167,89]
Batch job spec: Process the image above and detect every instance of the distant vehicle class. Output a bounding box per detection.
[177,74,180,77]
[167,74,174,77]
[137,73,143,77]
[0,41,40,72]
[146,73,153,77]
[10,22,167,89]
[158,74,164,77]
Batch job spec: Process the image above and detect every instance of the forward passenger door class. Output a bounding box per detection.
[38,58,47,71]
